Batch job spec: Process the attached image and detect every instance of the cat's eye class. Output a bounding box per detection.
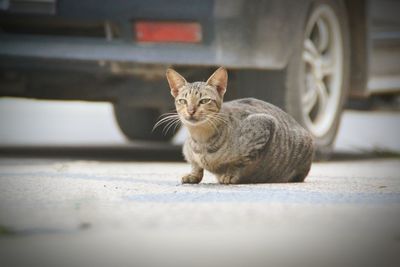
[199,98,211,105]
[177,99,187,105]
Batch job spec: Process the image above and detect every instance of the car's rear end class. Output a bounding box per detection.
[0,0,297,91]
[0,0,303,141]
[0,0,218,105]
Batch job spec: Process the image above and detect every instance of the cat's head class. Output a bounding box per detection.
[166,67,228,126]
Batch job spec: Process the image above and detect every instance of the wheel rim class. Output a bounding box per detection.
[301,4,343,138]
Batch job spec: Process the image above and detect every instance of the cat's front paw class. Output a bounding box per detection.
[182,174,202,184]
[218,174,240,185]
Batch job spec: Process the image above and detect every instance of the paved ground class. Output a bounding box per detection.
[0,157,399,267]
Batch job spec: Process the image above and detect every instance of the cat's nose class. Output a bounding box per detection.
[187,107,196,115]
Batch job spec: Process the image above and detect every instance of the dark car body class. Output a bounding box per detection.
[0,0,309,108]
[1,0,399,98]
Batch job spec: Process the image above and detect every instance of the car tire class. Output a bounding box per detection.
[113,105,176,141]
[285,0,350,159]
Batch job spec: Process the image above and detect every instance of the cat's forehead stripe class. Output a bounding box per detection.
[180,82,218,99]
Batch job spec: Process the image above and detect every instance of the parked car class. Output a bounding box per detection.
[1,0,399,156]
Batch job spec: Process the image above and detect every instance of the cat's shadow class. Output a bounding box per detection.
[182,183,226,188]
[180,181,307,190]
[181,182,257,189]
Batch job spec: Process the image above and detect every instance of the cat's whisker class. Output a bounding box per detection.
[154,116,177,127]
[163,118,181,135]
[171,120,182,134]
[206,119,217,133]
[161,120,177,135]
[212,116,228,126]
[156,113,179,122]
[152,114,179,132]
[210,112,227,121]
[172,120,182,134]
[214,113,229,123]
[206,115,220,126]
[163,116,181,132]
[205,116,219,133]
[217,114,231,126]
[153,118,177,132]
[207,114,231,130]
[162,117,179,129]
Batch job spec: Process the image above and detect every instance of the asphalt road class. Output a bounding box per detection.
[0,98,400,267]
[0,157,400,267]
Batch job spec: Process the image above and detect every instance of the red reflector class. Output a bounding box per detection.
[134,21,202,43]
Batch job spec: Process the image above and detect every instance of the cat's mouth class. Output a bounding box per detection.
[182,116,205,125]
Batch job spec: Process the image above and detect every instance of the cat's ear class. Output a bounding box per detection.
[166,68,187,97]
[206,67,228,97]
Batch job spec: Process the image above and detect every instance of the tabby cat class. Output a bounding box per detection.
[164,67,314,184]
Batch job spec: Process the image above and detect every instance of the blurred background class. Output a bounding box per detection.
[0,98,399,155]
[0,0,399,157]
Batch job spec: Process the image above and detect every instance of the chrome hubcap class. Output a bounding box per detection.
[301,5,343,137]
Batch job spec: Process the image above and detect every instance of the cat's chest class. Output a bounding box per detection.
[192,150,222,173]
[187,139,231,173]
